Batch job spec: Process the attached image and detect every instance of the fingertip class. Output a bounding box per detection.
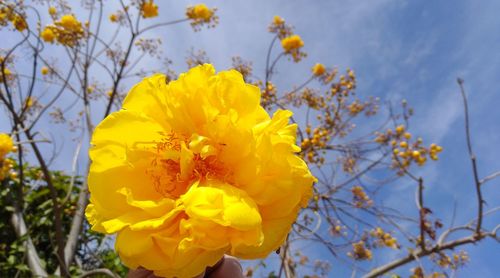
[207,255,243,278]
[127,267,156,278]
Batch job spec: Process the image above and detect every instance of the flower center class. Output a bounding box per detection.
[148,132,232,198]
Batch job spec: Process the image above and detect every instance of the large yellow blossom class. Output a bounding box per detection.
[86,64,315,277]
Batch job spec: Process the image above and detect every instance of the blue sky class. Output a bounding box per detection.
[1,0,499,277]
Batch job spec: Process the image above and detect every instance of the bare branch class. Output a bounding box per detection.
[364,231,494,278]
[457,78,484,236]
[480,170,500,185]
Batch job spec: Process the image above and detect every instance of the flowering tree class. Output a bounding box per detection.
[0,1,498,277]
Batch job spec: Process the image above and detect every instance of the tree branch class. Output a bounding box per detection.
[10,210,48,277]
[364,231,495,278]
[457,78,484,236]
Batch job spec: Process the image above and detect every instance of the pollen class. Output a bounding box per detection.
[148,133,231,198]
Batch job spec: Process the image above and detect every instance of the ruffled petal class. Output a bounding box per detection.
[122,74,170,128]
[89,109,164,173]
[231,208,299,259]
[181,181,262,231]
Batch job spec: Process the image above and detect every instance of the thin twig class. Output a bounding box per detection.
[457,78,483,236]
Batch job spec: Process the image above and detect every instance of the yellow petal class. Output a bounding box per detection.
[207,70,261,117]
[181,182,262,231]
[165,64,218,134]
[231,210,299,259]
[122,74,170,128]
[116,228,154,258]
[117,229,173,271]
[89,110,163,172]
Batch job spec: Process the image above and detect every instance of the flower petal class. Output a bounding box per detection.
[122,74,170,128]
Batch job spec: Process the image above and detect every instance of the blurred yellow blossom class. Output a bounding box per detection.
[0,68,12,83]
[349,241,372,260]
[186,4,218,30]
[0,5,28,31]
[281,34,304,52]
[109,13,118,22]
[312,63,326,76]
[0,157,14,181]
[25,96,34,108]
[0,134,14,160]
[85,64,316,277]
[370,227,399,249]
[12,15,27,31]
[0,133,15,182]
[187,4,213,21]
[141,0,158,18]
[272,15,285,26]
[41,27,56,42]
[48,6,57,16]
[268,15,292,39]
[351,185,373,208]
[59,14,80,31]
[41,14,84,46]
[281,34,306,62]
[41,66,49,75]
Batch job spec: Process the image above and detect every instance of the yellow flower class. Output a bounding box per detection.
[311,63,326,76]
[186,4,213,21]
[41,27,56,43]
[12,15,27,32]
[41,66,49,75]
[281,35,304,52]
[272,15,284,25]
[85,64,315,277]
[0,157,14,181]
[48,6,57,16]
[399,141,408,148]
[25,96,34,108]
[395,125,405,134]
[141,0,158,18]
[0,133,14,160]
[59,14,81,31]
[42,15,84,46]
[0,68,11,83]
[109,13,118,22]
[350,241,372,260]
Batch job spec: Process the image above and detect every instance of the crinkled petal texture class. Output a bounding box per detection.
[86,64,316,278]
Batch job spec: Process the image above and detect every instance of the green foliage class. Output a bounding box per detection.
[0,164,127,277]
